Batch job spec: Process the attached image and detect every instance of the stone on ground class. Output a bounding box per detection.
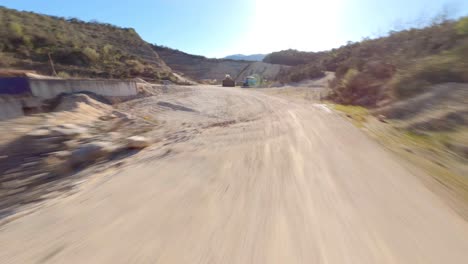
[126,136,151,149]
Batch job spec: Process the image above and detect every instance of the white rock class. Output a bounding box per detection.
[50,124,88,138]
[27,129,51,137]
[127,136,151,149]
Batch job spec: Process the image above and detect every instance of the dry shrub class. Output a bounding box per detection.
[82,47,100,62]
[330,60,395,106]
[391,49,468,99]
[276,64,325,83]
[125,59,145,75]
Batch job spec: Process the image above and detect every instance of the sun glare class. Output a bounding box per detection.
[242,0,342,54]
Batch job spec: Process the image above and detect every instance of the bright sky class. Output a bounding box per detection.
[1,0,467,58]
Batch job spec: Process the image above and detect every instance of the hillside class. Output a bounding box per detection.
[224,54,266,61]
[263,49,328,66]
[153,45,289,83]
[0,7,174,81]
[263,18,468,106]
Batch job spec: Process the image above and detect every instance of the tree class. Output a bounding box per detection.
[455,17,468,36]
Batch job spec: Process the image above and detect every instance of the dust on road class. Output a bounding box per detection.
[1,85,468,263]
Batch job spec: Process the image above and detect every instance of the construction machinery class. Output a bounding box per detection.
[222,74,235,87]
[242,76,257,87]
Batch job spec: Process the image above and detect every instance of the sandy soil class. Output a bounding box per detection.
[1,85,468,263]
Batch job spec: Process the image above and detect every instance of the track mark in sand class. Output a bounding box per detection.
[37,245,66,263]
[203,117,260,130]
[204,120,237,129]
[4,85,468,264]
[157,101,197,112]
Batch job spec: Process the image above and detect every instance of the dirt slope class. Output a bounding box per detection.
[1,85,468,263]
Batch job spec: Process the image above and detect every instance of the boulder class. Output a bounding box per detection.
[70,141,116,166]
[126,136,151,149]
[27,129,51,137]
[99,114,117,121]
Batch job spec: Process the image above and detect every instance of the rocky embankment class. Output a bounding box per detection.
[0,94,153,217]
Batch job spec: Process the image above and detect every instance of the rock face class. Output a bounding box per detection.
[126,136,151,149]
[152,45,290,83]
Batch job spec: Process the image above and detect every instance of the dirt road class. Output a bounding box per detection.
[1,85,468,263]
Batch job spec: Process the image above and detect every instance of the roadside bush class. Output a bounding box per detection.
[331,69,363,104]
[330,67,388,106]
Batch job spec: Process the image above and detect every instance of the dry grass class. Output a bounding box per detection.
[373,125,468,216]
[328,98,468,217]
[332,104,369,127]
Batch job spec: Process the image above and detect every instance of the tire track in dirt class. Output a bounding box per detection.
[1,85,468,263]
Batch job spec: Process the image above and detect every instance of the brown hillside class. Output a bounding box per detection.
[263,18,468,106]
[0,7,173,81]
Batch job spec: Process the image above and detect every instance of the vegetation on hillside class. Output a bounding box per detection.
[264,17,468,106]
[0,6,174,81]
[275,64,325,83]
[263,49,328,66]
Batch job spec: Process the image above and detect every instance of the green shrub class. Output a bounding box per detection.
[455,17,468,36]
[8,22,23,37]
[102,44,113,56]
[125,59,145,75]
[22,35,33,48]
[82,47,99,62]
[57,71,71,78]
[341,68,359,88]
